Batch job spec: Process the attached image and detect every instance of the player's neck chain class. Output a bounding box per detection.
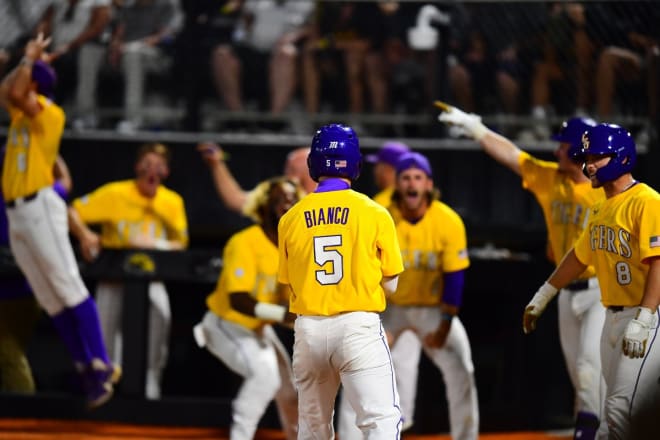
[621,179,638,194]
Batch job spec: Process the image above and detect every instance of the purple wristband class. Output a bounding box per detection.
[53,181,69,200]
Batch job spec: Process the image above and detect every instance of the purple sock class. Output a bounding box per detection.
[51,308,91,366]
[69,297,110,364]
[574,411,599,440]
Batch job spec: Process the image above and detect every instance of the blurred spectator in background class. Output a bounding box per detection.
[0,0,51,77]
[175,0,244,132]
[524,2,592,141]
[109,0,182,133]
[448,2,546,136]
[302,1,388,128]
[212,0,313,131]
[586,3,659,135]
[40,0,113,130]
[68,142,188,399]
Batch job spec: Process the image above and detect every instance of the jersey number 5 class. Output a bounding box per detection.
[314,235,344,285]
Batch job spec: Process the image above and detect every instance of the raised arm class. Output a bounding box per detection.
[436,101,523,175]
[0,33,51,117]
[197,142,248,213]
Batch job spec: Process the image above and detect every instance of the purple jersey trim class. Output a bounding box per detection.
[315,178,351,193]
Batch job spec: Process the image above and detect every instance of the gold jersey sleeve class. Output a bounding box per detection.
[72,180,188,248]
[278,189,404,316]
[2,96,65,201]
[574,183,660,307]
[518,151,604,278]
[206,225,282,330]
[391,201,470,306]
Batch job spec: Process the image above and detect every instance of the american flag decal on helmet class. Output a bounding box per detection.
[335,159,347,168]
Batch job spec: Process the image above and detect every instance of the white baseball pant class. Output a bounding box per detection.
[95,280,170,399]
[294,312,402,439]
[339,305,479,440]
[7,187,89,315]
[196,311,298,440]
[557,279,606,420]
[597,306,660,439]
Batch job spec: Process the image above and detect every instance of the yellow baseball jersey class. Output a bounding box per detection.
[391,200,470,306]
[2,95,65,201]
[278,188,404,316]
[519,151,604,278]
[574,183,660,307]
[207,225,287,330]
[72,180,188,248]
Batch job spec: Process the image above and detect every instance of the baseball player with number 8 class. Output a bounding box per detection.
[278,123,404,439]
[437,101,606,439]
[524,124,660,439]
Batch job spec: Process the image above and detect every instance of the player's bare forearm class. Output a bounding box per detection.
[198,143,248,213]
[547,249,587,289]
[480,131,523,176]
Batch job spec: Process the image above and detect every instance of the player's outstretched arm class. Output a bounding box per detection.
[523,249,586,334]
[435,101,523,176]
[197,142,248,214]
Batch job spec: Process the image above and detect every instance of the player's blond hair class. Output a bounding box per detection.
[242,176,304,224]
[136,142,171,164]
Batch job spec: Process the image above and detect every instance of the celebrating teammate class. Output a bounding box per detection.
[193,176,303,440]
[523,123,660,438]
[277,123,404,438]
[0,154,71,394]
[438,102,606,438]
[197,142,316,214]
[68,142,188,400]
[0,33,118,408]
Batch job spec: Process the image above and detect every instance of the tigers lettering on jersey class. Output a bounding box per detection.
[402,249,439,271]
[304,206,350,227]
[589,225,632,258]
[550,200,591,230]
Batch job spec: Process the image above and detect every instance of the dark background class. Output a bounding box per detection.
[1,132,657,434]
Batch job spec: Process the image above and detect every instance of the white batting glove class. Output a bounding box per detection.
[522,282,558,334]
[437,104,489,141]
[622,307,657,359]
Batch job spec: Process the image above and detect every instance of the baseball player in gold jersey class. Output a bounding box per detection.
[0,34,118,408]
[523,124,660,439]
[438,102,606,438]
[68,142,188,400]
[193,177,303,440]
[278,123,404,439]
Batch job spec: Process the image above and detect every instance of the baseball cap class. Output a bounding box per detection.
[365,141,410,167]
[396,152,432,177]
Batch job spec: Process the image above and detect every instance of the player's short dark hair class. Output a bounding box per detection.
[136,142,171,164]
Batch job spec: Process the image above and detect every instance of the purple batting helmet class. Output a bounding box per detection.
[552,116,598,162]
[574,123,636,183]
[308,123,362,182]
